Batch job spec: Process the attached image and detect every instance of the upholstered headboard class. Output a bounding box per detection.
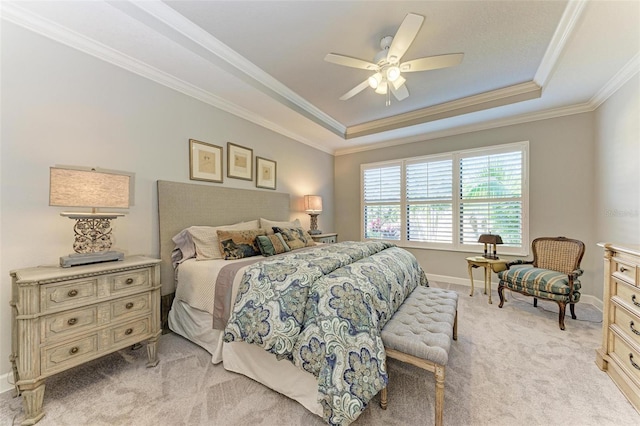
[157,180,290,296]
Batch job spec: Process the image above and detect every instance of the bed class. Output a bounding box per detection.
[157,180,428,425]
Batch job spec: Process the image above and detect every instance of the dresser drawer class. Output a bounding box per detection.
[612,257,638,286]
[109,316,152,346]
[42,334,99,375]
[111,293,151,320]
[613,279,640,318]
[108,269,151,294]
[610,332,640,385]
[612,304,640,348]
[42,305,99,342]
[42,278,99,313]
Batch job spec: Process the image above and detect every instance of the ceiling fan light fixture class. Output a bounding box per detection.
[375,81,388,95]
[368,73,382,89]
[386,65,401,82]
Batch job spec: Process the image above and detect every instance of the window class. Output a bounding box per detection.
[361,142,528,255]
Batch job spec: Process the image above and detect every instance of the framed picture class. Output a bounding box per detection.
[256,157,277,190]
[189,139,223,183]
[227,142,253,181]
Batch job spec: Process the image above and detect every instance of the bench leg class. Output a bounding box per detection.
[453,310,458,341]
[380,387,388,410]
[435,364,445,426]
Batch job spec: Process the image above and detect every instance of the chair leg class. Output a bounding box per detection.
[557,302,566,330]
[533,297,538,307]
[570,303,576,320]
[498,283,506,308]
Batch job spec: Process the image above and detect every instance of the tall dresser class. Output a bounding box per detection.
[596,243,640,413]
[10,256,161,425]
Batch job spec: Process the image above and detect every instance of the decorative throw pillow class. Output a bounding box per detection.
[217,229,266,260]
[273,226,316,250]
[186,220,260,260]
[260,218,302,235]
[256,233,291,257]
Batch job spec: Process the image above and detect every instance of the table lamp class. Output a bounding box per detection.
[50,166,132,267]
[478,233,503,259]
[304,195,322,235]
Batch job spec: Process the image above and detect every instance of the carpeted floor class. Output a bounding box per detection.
[2,283,639,425]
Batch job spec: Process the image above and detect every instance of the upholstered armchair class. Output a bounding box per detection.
[497,236,585,330]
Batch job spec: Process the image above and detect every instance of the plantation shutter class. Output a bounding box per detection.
[459,150,523,246]
[363,164,401,240]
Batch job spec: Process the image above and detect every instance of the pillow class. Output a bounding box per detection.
[217,229,266,260]
[260,218,302,235]
[186,220,260,260]
[256,233,291,257]
[273,226,316,250]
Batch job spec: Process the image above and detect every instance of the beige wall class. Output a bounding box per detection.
[0,23,333,389]
[335,113,598,298]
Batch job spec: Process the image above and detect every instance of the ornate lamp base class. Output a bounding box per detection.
[60,212,125,267]
[308,213,322,235]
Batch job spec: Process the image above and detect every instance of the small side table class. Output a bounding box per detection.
[465,256,508,304]
[311,233,338,244]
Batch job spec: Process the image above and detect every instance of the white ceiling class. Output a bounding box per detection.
[3,1,639,155]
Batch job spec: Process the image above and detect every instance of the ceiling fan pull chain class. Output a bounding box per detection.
[386,89,391,107]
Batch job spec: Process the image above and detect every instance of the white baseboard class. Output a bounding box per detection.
[426,273,604,312]
[1,371,14,395]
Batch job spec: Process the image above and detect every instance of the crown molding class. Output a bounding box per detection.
[1,2,334,155]
[335,102,594,156]
[345,81,542,139]
[131,1,346,137]
[589,52,640,109]
[534,0,587,89]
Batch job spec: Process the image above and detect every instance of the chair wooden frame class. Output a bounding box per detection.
[498,236,585,330]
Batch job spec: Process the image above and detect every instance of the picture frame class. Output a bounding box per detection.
[227,142,253,181]
[256,157,277,190]
[189,139,223,183]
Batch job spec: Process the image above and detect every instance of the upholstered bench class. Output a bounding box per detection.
[380,286,458,426]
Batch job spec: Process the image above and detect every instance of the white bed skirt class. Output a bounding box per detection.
[168,299,323,417]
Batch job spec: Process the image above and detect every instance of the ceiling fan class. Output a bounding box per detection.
[324,13,463,104]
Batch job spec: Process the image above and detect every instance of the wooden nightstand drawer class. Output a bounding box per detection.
[109,269,151,293]
[42,278,99,313]
[110,316,151,346]
[42,305,99,342]
[111,293,151,320]
[311,233,338,244]
[42,334,99,375]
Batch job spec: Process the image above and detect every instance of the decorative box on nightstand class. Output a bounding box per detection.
[9,256,162,425]
[311,233,338,244]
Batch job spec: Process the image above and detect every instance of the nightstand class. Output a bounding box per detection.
[465,256,508,304]
[311,233,338,244]
[10,256,161,425]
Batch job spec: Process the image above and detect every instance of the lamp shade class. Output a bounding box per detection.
[478,234,503,245]
[304,195,323,213]
[50,167,130,209]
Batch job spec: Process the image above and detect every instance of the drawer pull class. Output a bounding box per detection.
[125,328,133,335]
[631,321,640,336]
[69,346,79,355]
[68,289,78,297]
[630,353,640,371]
[633,295,640,308]
[67,318,78,326]
[620,266,627,273]
[126,302,134,309]
[125,278,134,285]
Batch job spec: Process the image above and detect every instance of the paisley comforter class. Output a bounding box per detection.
[224,241,428,425]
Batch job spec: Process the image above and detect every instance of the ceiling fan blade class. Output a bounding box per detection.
[387,13,424,63]
[390,83,409,101]
[400,53,464,72]
[325,53,378,70]
[339,79,370,100]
